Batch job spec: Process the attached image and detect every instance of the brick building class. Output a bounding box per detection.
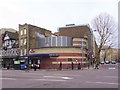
[18,24,95,69]
[19,23,52,56]
[18,23,52,69]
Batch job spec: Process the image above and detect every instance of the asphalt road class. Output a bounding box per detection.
[1,64,119,88]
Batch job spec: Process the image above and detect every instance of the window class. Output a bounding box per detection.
[80,41,82,44]
[20,49,23,56]
[20,30,23,35]
[24,39,26,45]
[24,29,27,35]
[20,39,23,46]
[83,41,86,44]
[80,45,82,48]
[24,49,27,55]
[68,58,72,62]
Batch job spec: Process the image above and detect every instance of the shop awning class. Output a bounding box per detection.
[18,54,59,59]
[29,54,59,57]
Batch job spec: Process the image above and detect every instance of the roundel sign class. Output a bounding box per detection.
[86,49,91,54]
[29,49,35,53]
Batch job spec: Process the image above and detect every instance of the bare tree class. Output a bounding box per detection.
[91,13,117,63]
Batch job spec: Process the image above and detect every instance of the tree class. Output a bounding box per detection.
[102,46,111,61]
[91,13,117,63]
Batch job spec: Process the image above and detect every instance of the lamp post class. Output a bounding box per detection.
[76,59,78,69]
[83,32,94,69]
[81,38,84,70]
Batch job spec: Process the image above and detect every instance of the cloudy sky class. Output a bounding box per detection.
[0,0,118,31]
[0,0,119,48]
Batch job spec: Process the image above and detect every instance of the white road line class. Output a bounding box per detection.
[86,81,118,85]
[1,77,66,82]
[61,77,73,80]
[108,67,116,69]
[0,78,16,80]
[33,79,66,82]
[53,74,80,76]
[44,76,61,78]
[44,76,73,80]
[104,76,118,78]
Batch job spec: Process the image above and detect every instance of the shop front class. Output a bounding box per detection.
[29,47,88,69]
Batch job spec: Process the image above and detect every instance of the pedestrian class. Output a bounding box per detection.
[25,64,29,72]
[71,62,74,70]
[34,64,37,71]
[78,63,81,70]
[3,64,6,68]
[88,62,90,69]
[95,63,99,69]
[31,64,34,69]
[59,62,62,70]
[7,64,10,70]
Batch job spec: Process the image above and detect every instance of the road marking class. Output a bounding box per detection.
[44,76,61,78]
[53,74,80,76]
[104,76,118,78]
[34,79,66,82]
[108,67,116,70]
[61,77,72,80]
[44,76,73,80]
[0,78,16,80]
[1,77,66,82]
[86,81,118,85]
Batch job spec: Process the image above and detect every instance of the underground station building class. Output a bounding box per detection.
[17,23,95,69]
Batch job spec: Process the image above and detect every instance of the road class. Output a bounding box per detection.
[1,64,119,88]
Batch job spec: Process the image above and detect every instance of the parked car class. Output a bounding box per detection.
[105,60,110,64]
[100,61,105,64]
[111,60,116,64]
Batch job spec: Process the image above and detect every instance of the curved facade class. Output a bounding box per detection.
[29,47,88,69]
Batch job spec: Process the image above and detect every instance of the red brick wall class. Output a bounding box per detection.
[39,53,87,69]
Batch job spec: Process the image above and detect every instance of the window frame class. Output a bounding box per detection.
[24,29,27,35]
[20,30,23,35]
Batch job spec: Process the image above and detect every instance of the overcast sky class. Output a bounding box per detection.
[0,0,118,32]
[0,0,119,48]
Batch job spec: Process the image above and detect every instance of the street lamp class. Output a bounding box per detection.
[76,59,78,69]
[81,38,84,70]
[83,32,94,68]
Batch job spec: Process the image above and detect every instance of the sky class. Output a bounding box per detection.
[0,0,118,32]
[0,0,119,48]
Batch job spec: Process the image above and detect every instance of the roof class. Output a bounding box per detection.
[4,31,19,40]
[0,28,17,35]
[53,32,60,36]
[19,23,52,33]
[59,25,92,38]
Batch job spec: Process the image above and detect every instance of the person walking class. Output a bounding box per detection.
[59,62,62,70]
[71,62,74,70]
[94,59,99,69]
[7,64,10,70]
[25,64,29,72]
[34,64,37,71]
[95,62,99,69]
[78,63,81,70]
